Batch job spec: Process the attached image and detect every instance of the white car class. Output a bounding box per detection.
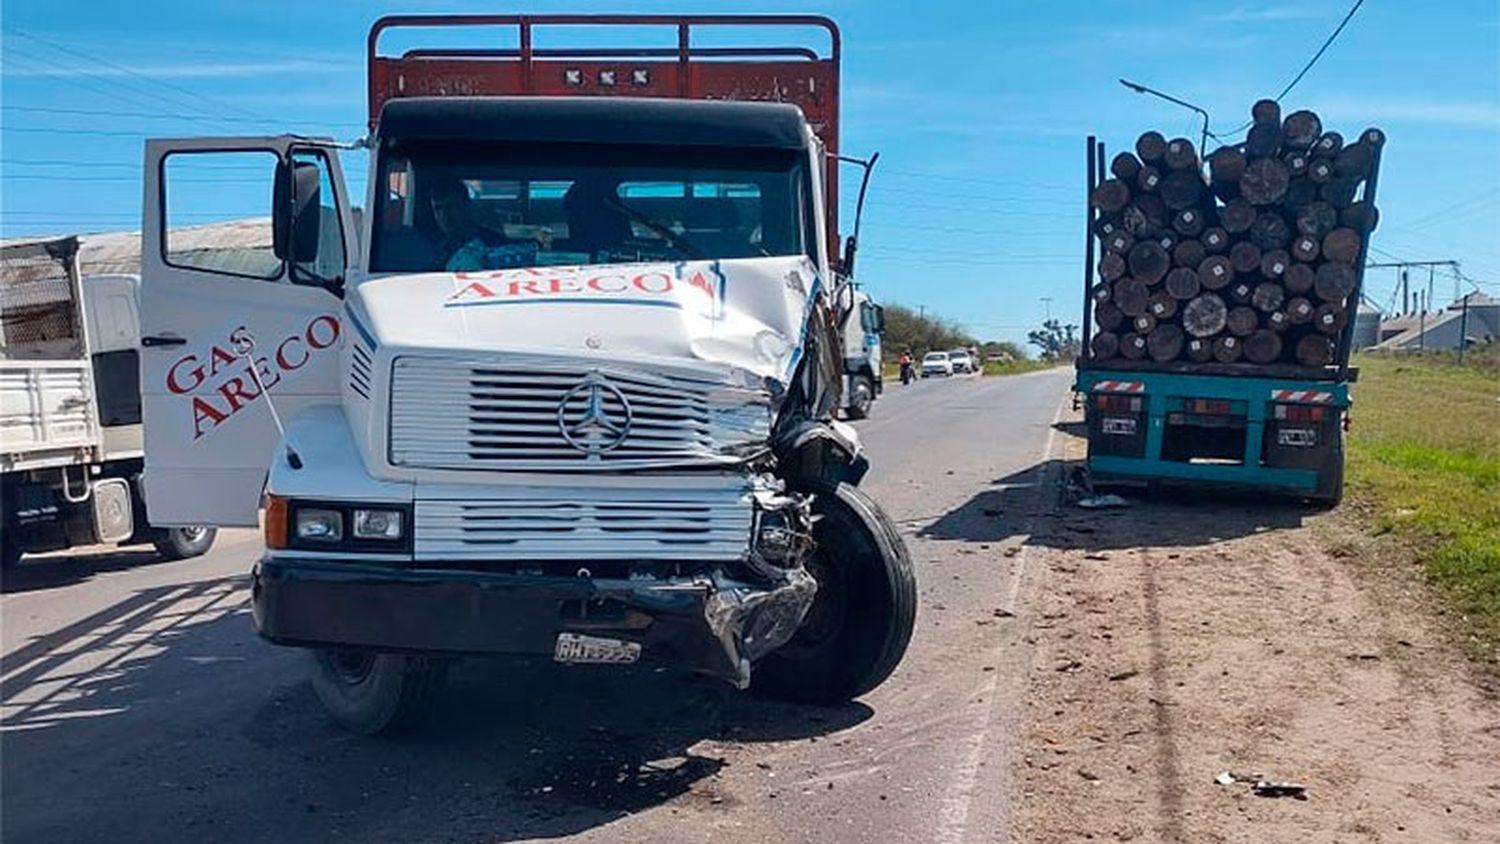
[920,351,953,378]
[948,350,974,374]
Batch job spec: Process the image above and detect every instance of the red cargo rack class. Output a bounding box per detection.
[367,14,842,255]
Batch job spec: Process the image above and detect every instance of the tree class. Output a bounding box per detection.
[1027,319,1080,361]
[881,303,978,359]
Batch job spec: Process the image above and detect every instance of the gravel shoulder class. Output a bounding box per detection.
[1011,414,1500,843]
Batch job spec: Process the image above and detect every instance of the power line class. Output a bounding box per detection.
[0,104,356,130]
[1386,187,1500,234]
[4,28,278,123]
[1211,0,1367,140]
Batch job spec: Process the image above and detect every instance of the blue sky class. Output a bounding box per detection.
[2,0,1497,344]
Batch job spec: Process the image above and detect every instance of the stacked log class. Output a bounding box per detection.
[1089,102,1382,369]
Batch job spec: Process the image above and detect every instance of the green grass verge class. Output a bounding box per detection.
[1346,352,1500,659]
[981,358,1058,377]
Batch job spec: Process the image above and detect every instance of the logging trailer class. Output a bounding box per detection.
[1075,125,1384,506]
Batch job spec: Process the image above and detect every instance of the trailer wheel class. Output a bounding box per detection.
[154,526,218,560]
[308,650,448,736]
[845,375,875,420]
[1311,440,1345,509]
[752,479,916,704]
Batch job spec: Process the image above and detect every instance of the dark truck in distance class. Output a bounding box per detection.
[138,14,914,734]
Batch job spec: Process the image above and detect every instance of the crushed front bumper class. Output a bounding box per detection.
[251,556,815,688]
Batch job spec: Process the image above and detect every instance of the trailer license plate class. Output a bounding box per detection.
[1102,417,1137,435]
[554,632,641,665]
[1277,428,1317,447]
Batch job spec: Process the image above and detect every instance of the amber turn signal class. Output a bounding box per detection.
[264,494,289,550]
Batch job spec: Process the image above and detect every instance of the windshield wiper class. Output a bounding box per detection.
[603,196,706,260]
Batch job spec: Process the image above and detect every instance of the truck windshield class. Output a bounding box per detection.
[370,140,810,273]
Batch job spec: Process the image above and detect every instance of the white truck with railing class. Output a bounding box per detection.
[1,236,216,568]
[137,14,914,734]
[841,288,885,418]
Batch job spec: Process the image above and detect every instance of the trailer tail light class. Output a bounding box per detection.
[1272,404,1327,423]
[1187,399,1234,416]
[1096,394,1142,413]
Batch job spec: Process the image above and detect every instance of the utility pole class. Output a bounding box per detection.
[1040,297,1054,322]
[1458,293,1471,364]
[1417,291,1425,351]
[1367,260,1460,317]
[918,305,926,321]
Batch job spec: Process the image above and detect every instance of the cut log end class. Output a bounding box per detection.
[1244,329,1284,364]
[1182,293,1229,338]
[1296,334,1335,367]
[1136,131,1168,163]
[1148,323,1185,362]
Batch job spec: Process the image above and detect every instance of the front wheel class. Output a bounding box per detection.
[153,526,218,560]
[753,480,917,704]
[308,650,448,736]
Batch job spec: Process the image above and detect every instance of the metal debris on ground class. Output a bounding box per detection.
[1215,771,1308,800]
[1077,494,1130,509]
[1252,780,1308,799]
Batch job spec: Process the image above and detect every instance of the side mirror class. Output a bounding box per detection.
[872,304,886,334]
[841,234,858,279]
[273,159,322,264]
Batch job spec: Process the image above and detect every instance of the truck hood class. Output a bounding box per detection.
[348,256,822,385]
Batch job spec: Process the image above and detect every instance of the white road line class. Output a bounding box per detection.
[934,390,1069,844]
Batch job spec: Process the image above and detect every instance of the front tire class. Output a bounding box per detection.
[153,526,218,560]
[753,480,917,704]
[308,650,448,736]
[846,375,875,420]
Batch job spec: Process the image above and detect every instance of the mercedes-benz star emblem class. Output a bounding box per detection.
[557,373,632,455]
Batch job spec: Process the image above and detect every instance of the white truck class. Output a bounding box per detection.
[841,288,885,418]
[137,14,915,734]
[1,236,217,568]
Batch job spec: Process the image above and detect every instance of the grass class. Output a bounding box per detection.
[1344,350,1500,662]
[981,358,1058,377]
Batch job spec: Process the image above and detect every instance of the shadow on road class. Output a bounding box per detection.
[1,545,177,595]
[2,574,870,844]
[920,458,1318,551]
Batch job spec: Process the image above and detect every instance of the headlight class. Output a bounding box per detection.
[278,500,412,553]
[295,508,343,542]
[352,508,404,540]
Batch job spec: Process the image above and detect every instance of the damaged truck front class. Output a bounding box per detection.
[136,14,915,734]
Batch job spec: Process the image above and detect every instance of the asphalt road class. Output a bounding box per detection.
[1,367,1073,844]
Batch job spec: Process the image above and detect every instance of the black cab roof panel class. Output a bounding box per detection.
[375,97,811,149]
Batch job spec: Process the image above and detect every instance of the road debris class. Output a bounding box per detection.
[1215,771,1307,800]
[1077,494,1129,509]
[1253,780,1308,800]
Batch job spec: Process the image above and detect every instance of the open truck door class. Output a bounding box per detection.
[140,137,354,527]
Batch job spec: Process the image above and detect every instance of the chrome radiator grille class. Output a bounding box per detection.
[389,357,769,471]
[414,491,752,561]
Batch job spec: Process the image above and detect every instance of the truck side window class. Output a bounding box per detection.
[289,150,347,287]
[162,150,282,280]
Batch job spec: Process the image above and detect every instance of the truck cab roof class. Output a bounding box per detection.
[376,96,812,150]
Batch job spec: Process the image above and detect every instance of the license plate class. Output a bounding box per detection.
[1277,428,1317,447]
[1102,417,1137,435]
[553,632,641,665]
